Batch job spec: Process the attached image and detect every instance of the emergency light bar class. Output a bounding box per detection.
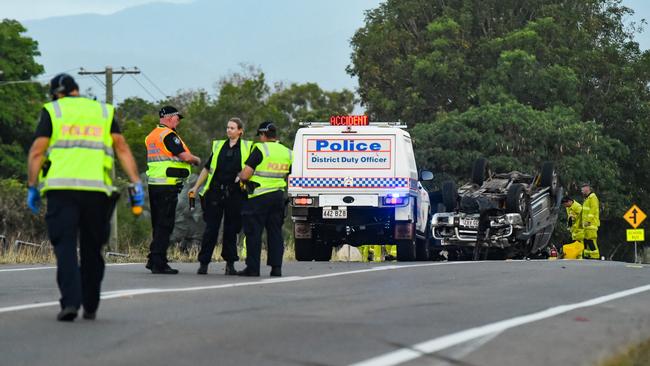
[330,115,368,126]
[299,120,406,128]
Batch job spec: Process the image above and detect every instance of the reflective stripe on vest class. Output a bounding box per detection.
[200,139,251,196]
[145,126,191,185]
[40,97,115,195]
[248,141,292,198]
[47,139,115,157]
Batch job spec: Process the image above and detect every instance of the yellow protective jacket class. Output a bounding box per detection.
[566,201,584,241]
[582,193,600,231]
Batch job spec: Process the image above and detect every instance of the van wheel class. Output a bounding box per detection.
[415,237,430,261]
[294,239,314,261]
[396,239,416,261]
[314,243,333,261]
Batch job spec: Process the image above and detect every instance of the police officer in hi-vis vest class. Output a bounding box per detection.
[237,121,292,277]
[27,74,144,321]
[189,117,251,275]
[145,106,201,274]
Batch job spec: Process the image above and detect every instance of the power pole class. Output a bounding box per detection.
[78,66,140,252]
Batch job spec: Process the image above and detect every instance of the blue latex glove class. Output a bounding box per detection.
[131,182,145,207]
[27,186,40,214]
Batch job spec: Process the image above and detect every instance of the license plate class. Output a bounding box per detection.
[323,207,347,219]
[460,217,479,228]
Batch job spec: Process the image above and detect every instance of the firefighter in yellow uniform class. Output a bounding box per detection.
[581,183,600,259]
[360,245,397,261]
[561,197,584,259]
[27,74,143,321]
[237,121,292,277]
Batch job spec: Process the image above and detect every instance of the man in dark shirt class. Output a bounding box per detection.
[190,118,250,275]
[144,106,201,274]
[28,73,143,321]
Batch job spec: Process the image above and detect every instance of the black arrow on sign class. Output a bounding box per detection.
[629,209,638,224]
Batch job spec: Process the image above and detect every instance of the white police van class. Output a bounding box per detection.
[288,116,433,261]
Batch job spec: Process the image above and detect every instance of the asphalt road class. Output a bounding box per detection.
[1,260,650,366]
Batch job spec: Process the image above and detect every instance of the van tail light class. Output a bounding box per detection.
[383,196,408,206]
[293,197,313,206]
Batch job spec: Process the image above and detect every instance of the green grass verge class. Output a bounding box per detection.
[600,338,650,366]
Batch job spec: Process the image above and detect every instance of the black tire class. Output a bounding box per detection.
[441,180,457,212]
[506,183,527,215]
[294,239,314,261]
[415,237,430,261]
[396,239,416,261]
[471,158,489,186]
[314,243,333,261]
[540,161,558,196]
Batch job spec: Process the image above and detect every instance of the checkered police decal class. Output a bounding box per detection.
[289,177,415,189]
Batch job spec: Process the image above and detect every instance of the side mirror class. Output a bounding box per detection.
[420,170,434,181]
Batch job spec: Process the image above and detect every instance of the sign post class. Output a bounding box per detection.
[624,204,646,263]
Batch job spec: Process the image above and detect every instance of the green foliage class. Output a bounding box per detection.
[117,65,355,172]
[412,101,626,216]
[0,19,46,179]
[0,179,46,241]
[350,0,650,230]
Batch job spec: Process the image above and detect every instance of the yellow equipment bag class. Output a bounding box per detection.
[562,241,584,260]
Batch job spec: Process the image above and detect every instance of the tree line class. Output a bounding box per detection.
[2,0,649,260]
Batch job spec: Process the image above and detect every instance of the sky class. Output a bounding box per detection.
[0,0,194,21]
[1,0,649,104]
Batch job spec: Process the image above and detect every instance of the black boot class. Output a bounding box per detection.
[151,264,179,274]
[197,263,208,275]
[270,266,282,277]
[236,267,260,277]
[225,262,237,276]
[57,306,78,322]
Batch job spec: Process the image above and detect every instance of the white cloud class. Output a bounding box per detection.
[1,0,194,21]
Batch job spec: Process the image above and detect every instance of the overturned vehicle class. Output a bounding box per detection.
[431,159,562,260]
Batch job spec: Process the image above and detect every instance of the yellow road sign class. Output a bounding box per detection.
[624,205,646,229]
[627,229,645,242]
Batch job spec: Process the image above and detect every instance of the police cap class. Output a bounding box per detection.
[49,73,79,98]
[159,106,184,119]
[256,121,277,136]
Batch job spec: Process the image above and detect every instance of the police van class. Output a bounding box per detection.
[288,115,434,261]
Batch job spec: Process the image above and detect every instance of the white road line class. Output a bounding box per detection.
[349,283,650,366]
[0,263,141,272]
[0,262,466,314]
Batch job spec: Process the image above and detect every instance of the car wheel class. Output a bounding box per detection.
[471,158,490,186]
[396,239,416,261]
[294,238,315,261]
[441,180,458,212]
[506,183,528,215]
[540,161,558,196]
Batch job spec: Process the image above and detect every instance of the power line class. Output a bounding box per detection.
[141,72,169,99]
[129,74,158,100]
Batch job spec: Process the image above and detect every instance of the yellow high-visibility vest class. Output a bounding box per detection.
[248,141,292,198]
[200,138,252,197]
[40,97,115,195]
